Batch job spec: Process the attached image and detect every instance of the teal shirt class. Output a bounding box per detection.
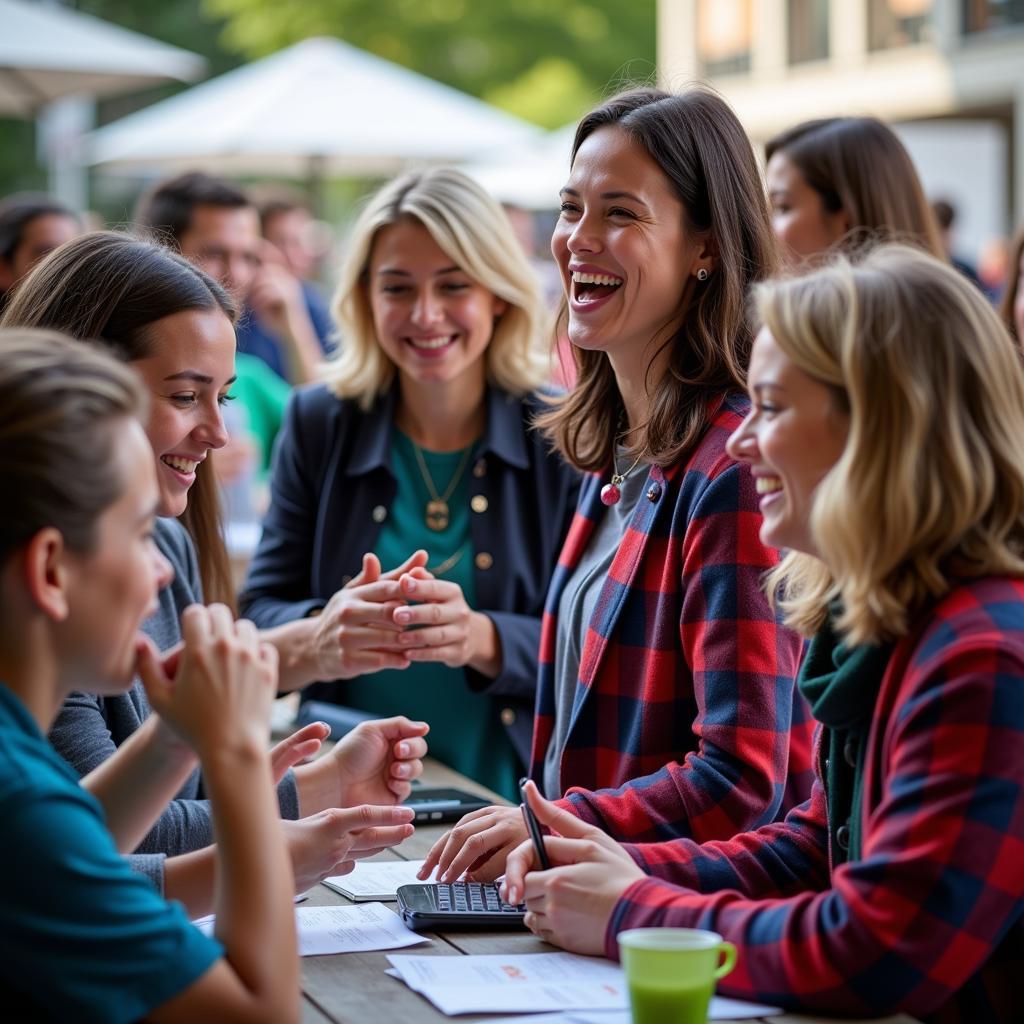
[340,428,520,800]
[0,683,223,1022]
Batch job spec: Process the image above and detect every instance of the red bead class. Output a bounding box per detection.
[600,483,621,505]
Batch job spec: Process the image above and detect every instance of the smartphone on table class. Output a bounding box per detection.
[401,786,491,823]
[395,778,547,930]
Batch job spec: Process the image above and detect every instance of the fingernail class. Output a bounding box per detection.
[404,578,417,593]
[398,742,409,756]
[396,609,411,624]
[507,886,517,904]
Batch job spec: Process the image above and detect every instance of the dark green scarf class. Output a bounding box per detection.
[798,615,894,866]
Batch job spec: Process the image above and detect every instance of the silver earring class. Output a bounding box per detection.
[697,268,709,281]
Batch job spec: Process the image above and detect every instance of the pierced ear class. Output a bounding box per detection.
[22,528,71,622]
[696,233,720,275]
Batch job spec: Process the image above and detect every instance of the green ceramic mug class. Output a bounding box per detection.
[618,928,737,1024]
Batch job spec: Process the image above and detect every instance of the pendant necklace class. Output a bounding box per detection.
[412,441,473,531]
[600,446,647,506]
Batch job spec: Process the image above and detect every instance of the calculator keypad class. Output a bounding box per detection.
[434,882,525,913]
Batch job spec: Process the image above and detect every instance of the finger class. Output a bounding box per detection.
[206,602,235,639]
[418,831,452,879]
[346,822,415,849]
[370,716,431,745]
[378,549,429,581]
[438,825,514,882]
[158,641,184,680]
[180,604,212,648]
[501,839,539,905]
[390,754,424,780]
[404,643,464,666]
[394,605,454,630]
[234,616,259,645]
[334,804,416,832]
[344,650,412,673]
[135,636,173,712]
[397,623,457,647]
[359,552,382,586]
[348,580,407,604]
[398,575,458,603]
[524,779,595,840]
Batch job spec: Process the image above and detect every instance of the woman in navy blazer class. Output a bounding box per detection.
[240,169,579,784]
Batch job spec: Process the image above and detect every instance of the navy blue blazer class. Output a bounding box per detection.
[240,382,580,762]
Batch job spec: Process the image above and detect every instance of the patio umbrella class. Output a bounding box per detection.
[86,36,542,177]
[0,0,204,117]
[461,124,577,211]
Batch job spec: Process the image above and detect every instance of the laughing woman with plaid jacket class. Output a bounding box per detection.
[502,245,1024,1024]
[420,87,813,885]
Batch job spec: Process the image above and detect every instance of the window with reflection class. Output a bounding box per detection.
[788,0,830,64]
[697,0,753,76]
[963,0,1024,32]
[870,0,935,48]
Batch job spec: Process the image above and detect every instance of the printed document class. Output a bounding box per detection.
[322,859,428,901]
[196,901,427,956]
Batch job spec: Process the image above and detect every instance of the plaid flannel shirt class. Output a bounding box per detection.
[530,393,813,843]
[609,576,1024,1023]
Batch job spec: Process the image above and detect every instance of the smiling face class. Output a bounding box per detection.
[131,308,236,518]
[726,327,849,557]
[551,126,709,375]
[766,151,850,267]
[366,218,506,391]
[61,419,173,693]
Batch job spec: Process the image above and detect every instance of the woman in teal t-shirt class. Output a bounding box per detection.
[241,169,580,799]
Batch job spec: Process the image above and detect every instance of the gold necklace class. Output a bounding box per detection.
[428,543,466,577]
[412,442,473,531]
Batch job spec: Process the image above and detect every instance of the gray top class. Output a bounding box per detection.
[47,517,299,891]
[543,457,649,799]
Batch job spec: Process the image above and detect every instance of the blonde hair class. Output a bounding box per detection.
[323,168,549,406]
[759,244,1024,645]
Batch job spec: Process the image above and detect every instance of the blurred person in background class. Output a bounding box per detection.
[135,171,331,385]
[0,193,80,309]
[1001,223,1024,344]
[766,116,944,268]
[1,233,428,899]
[240,168,580,800]
[931,197,983,288]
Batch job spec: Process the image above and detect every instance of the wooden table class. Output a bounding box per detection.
[299,759,917,1024]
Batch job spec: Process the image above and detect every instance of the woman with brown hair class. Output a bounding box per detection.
[422,87,809,883]
[765,116,944,267]
[1,232,427,895]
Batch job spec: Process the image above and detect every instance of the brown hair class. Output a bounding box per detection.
[0,329,145,567]
[538,86,778,472]
[0,231,238,607]
[765,117,945,260]
[134,171,251,250]
[1001,223,1024,344]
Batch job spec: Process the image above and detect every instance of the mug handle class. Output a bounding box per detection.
[714,942,738,980]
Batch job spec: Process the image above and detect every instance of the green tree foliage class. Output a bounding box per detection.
[202,0,656,128]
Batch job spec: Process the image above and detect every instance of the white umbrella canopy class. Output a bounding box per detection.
[0,0,204,117]
[86,36,543,176]
[461,123,577,211]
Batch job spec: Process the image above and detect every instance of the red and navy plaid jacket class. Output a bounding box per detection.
[608,576,1024,1023]
[529,393,813,843]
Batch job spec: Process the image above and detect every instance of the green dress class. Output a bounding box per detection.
[339,428,520,800]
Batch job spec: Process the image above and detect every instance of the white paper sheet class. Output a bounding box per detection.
[195,901,427,956]
[481,995,784,1021]
[386,951,628,1015]
[322,859,428,901]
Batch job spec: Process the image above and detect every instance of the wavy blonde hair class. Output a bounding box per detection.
[759,244,1024,645]
[323,168,549,406]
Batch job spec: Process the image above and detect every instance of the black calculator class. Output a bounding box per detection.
[396,881,527,931]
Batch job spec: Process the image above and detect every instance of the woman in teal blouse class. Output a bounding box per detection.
[241,169,580,799]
